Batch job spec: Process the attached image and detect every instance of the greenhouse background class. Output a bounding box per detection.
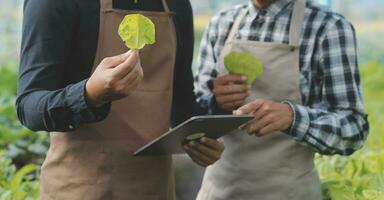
[0,0,383,199]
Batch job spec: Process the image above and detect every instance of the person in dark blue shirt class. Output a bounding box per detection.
[17,0,224,199]
[17,0,198,131]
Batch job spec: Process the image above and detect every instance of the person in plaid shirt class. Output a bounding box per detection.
[193,0,369,199]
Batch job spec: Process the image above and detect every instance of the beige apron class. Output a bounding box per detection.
[40,0,177,199]
[197,0,322,199]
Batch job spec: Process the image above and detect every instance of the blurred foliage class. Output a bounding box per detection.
[0,67,49,169]
[358,33,384,65]
[316,62,384,200]
[0,151,39,200]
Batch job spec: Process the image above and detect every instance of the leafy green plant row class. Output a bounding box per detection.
[316,62,384,200]
[0,67,49,168]
[0,62,383,199]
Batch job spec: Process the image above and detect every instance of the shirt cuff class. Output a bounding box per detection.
[282,101,310,142]
[66,79,111,130]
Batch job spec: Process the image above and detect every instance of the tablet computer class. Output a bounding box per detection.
[134,115,253,156]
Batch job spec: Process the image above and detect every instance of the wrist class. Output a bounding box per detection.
[282,102,295,131]
[85,79,105,108]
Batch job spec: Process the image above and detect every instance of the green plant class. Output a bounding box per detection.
[316,62,384,200]
[0,67,48,168]
[0,67,17,96]
[0,151,39,200]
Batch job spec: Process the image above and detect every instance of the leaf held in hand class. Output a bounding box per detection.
[224,51,264,85]
[118,14,155,50]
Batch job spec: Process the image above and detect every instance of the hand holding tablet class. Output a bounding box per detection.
[134,115,253,156]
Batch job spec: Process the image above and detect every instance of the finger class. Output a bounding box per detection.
[239,117,257,130]
[200,137,224,150]
[246,115,272,136]
[112,50,139,79]
[213,84,249,96]
[114,64,141,94]
[216,92,248,104]
[234,99,265,115]
[215,75,246,86]
[185,149,209,167]
[184,146,210,167]
[232,100,246,108]
[100,51,131,68]
[193,143,221,161]
[128,73,143,91]
[257,122,279,136]
[219,100,244,111]
[118,63,142,85]
[220,98,246,110]
[253,102,272,120]
[185,142,215,165]
[198,138,224,156]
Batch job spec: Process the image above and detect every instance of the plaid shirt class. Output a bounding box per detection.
[194,0,369,155]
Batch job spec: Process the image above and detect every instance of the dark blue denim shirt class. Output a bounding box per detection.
[17,0,202,132]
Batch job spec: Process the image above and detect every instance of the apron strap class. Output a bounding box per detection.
[224,0,306,47]
[101,0,113,10]
[289,0,306,47]
[161,0,171,13]
[224,5,250,45]
[100,0,171,12]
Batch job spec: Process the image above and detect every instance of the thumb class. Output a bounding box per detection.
[233,105,251,115]
[234,99,264,115]
[100,51,131,68]
[112,50,140,79]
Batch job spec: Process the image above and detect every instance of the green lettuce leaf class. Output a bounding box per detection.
[118,14,155,50]
[224,51,264,85]
[362,190,384,200]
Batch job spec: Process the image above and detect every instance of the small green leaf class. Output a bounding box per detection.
[10,164,37,192]
[224,51,264,85]
[118,14,155,50]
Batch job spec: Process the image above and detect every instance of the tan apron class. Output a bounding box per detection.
[197,0,322,199]
[40,0,177,199]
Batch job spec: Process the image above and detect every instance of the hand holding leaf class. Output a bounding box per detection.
[118,14,155,50]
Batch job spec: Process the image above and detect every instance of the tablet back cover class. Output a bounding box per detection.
[134,115,253,156]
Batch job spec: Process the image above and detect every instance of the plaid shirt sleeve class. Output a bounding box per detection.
[285,19,369,155]
[194,16,224,114]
